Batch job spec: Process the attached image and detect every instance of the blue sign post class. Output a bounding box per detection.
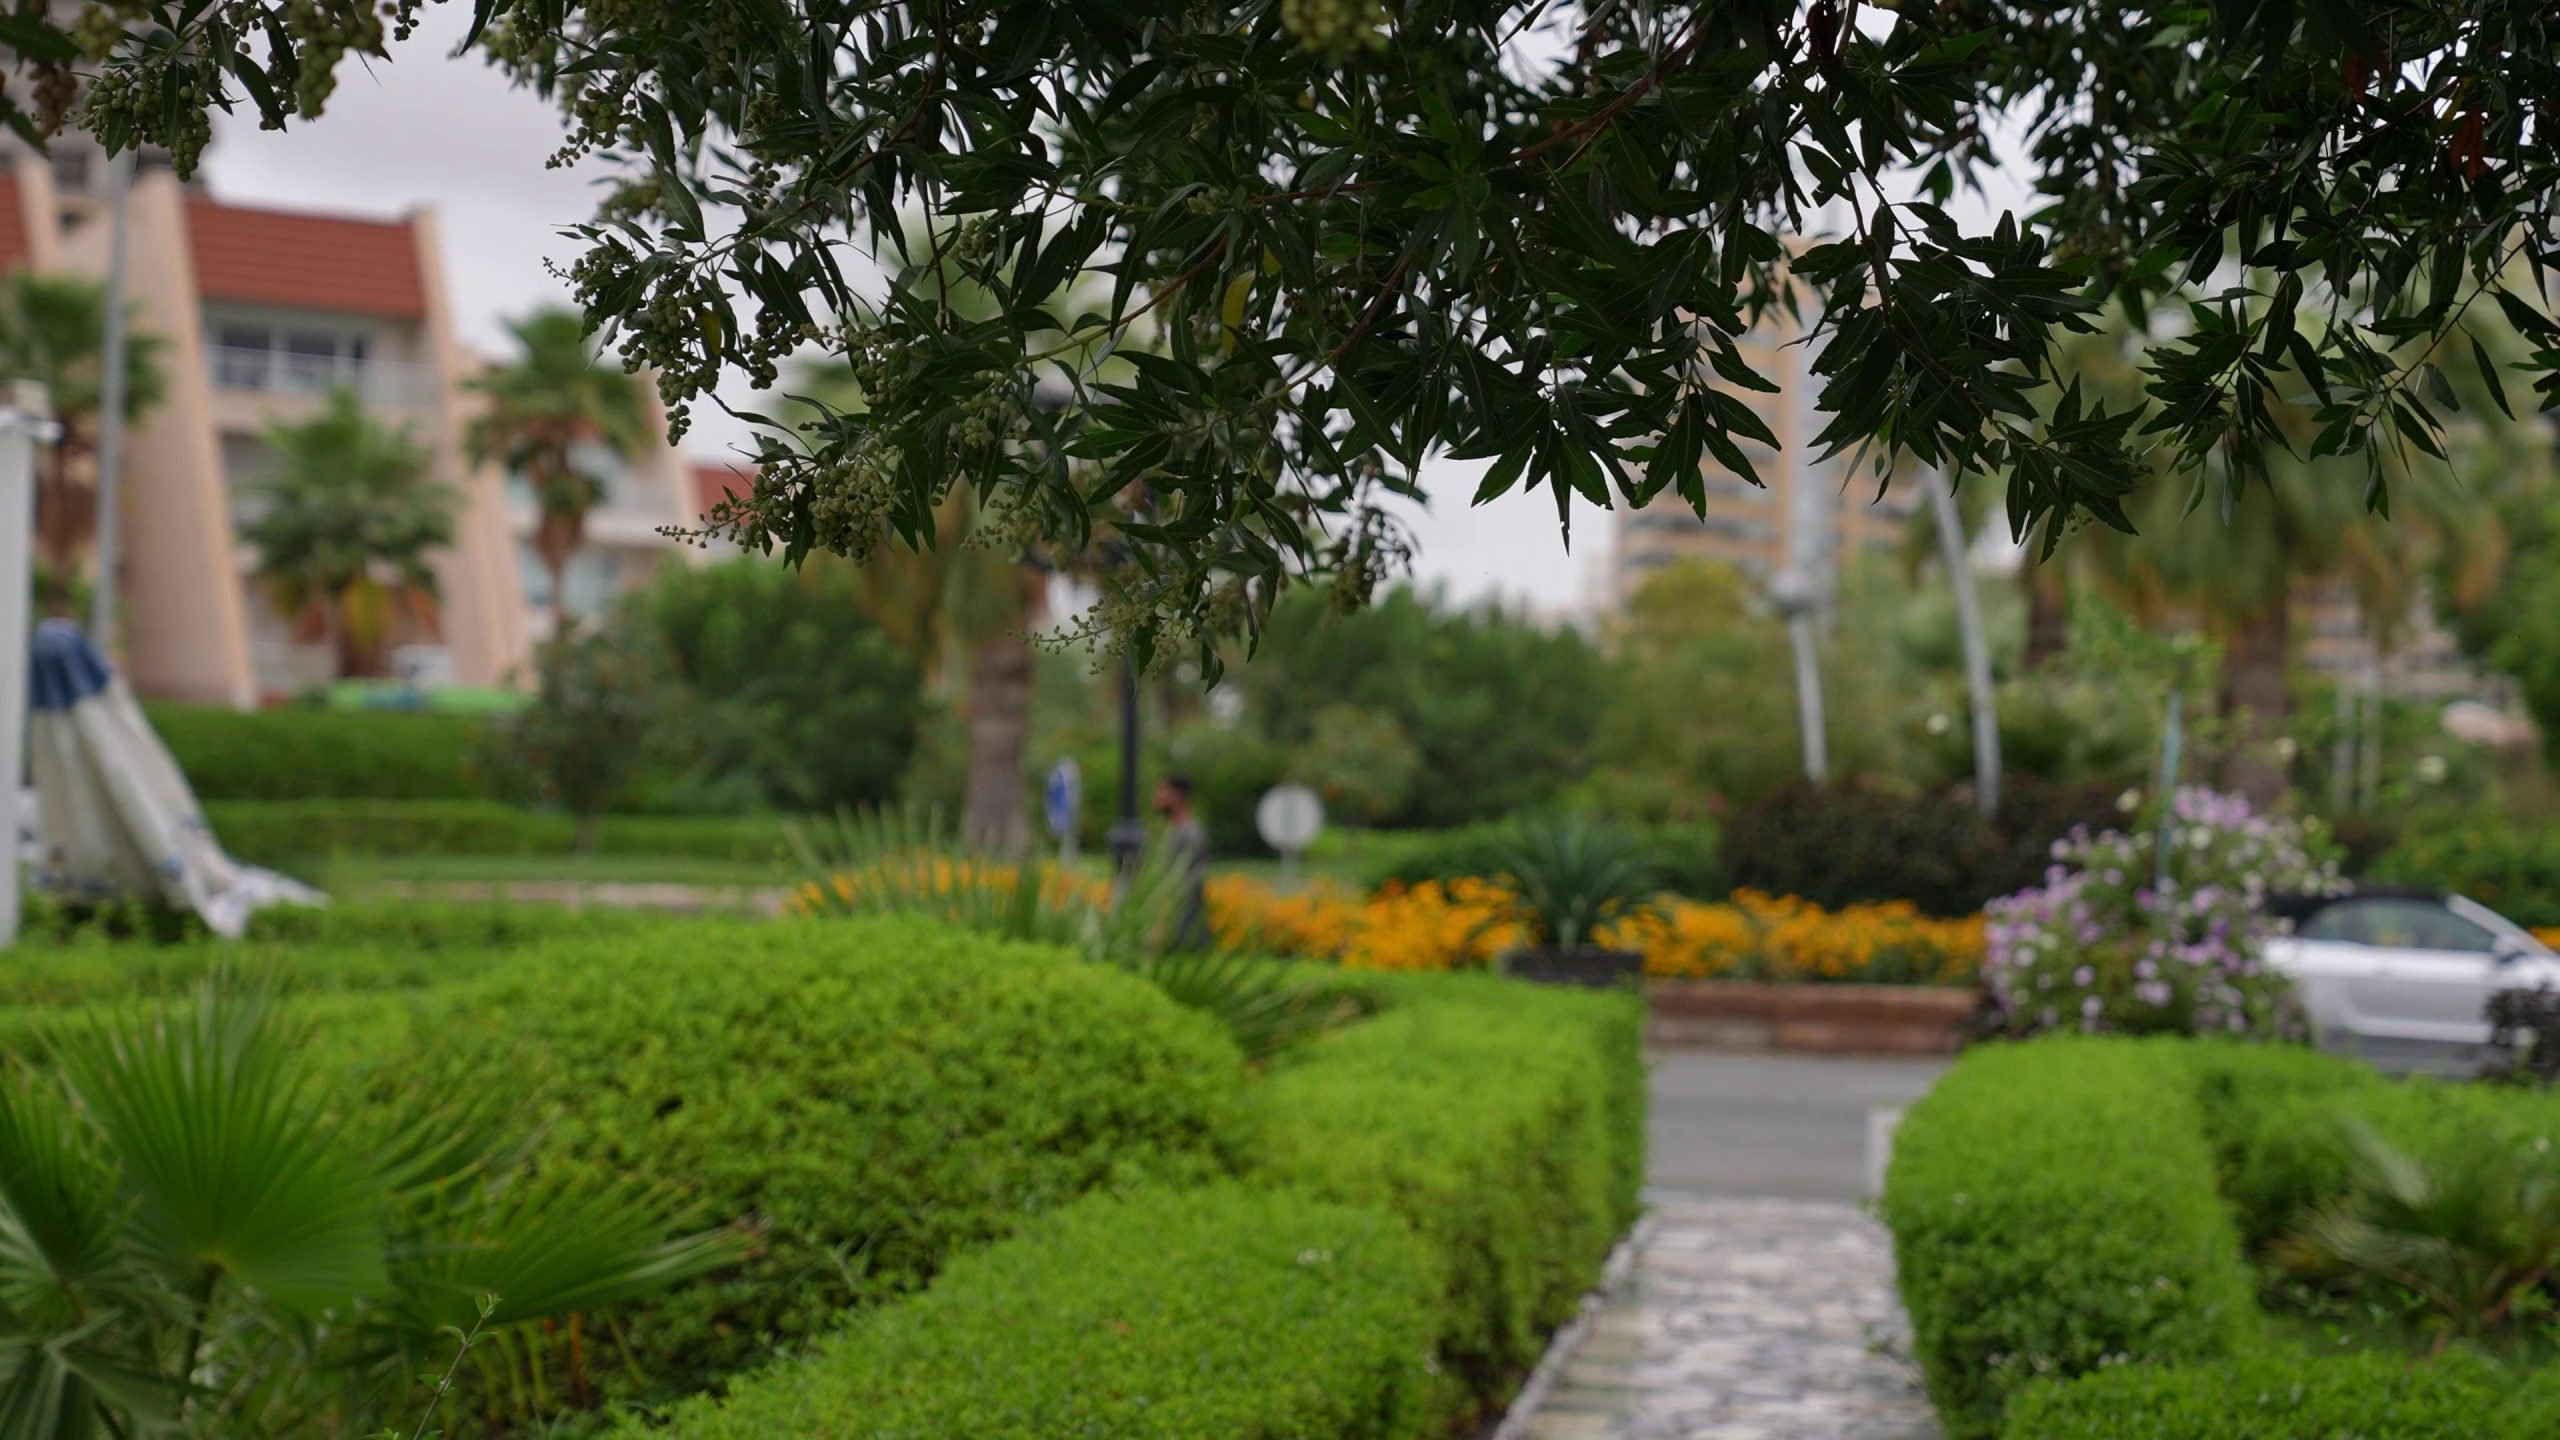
[1044,758,1083,863]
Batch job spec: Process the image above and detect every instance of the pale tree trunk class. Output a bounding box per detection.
[961,625,1035,854]
[2216,601,2292,808]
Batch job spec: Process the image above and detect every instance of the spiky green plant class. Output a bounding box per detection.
[2280,1119,2560,1347]
[0,980,740,1439]
[1487,816,1664,950]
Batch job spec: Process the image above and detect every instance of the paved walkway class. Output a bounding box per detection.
[1511,1051,1948,1440]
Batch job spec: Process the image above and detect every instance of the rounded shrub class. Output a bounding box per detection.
[2001,1347,2560,1439]
[348,917,1245,1405]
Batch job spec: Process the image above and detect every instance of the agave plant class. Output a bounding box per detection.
[790,807,1344,1060]
[0,981,740,1439]
[2279,1119,2560,1346]
[1487,816,1665,951]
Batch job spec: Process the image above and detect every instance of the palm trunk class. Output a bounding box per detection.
[2216,600,2292,808]
[2021,546,2069,671]
[547,553,572,635]
[961,627,1035,854]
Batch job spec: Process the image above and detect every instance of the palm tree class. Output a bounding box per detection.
[2067,316,2521,806]
[0,272,168,614]
[466,308,651,632]
[241,390,456,678]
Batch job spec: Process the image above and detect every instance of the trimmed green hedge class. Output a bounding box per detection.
[616,1183,1442,1439]
[2002,1349,2560,1439]
[1882,1038,2261,1438]
[346,918,1243,1404]
[0,900,673,1009]
[1239,974,1646,1418]
[202,799,796,868]
[2371,826,2560,928]
[147,703,487,801]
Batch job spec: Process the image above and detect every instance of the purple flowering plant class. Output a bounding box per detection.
[1982,787,2345,1040]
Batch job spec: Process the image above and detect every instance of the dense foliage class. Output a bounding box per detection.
[2002,1350,2560,1440]
[147,704,486,802]
[1981,788,2342,1039]
[616,1183,1441,1439]
[1362,818,1723,900]
[44,0,2560,657]
[2372,825,2560,929]
[633,559,925,812]
[475,624,685,842]
[344,918,1243,1406]
[1723,777,2121,919]
[1241,975,1644,1418]
[1882,1038,2261,1439]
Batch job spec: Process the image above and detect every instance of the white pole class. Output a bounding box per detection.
[1787,609,1829,784]
[0,381,57,946]
[88,147,137,650]
[1928,476,2000,816]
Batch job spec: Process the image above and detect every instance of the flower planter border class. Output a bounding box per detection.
[1645,980,1974,1055]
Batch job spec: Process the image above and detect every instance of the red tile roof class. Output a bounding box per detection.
[0,170,29,274]
[692,460,755,519]
[184,195,427,318]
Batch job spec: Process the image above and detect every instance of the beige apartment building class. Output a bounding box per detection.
[0,146,708,707]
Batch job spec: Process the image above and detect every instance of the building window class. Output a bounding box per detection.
[210,323,373,395]
[521,544,628,620]
[506,441,631,514]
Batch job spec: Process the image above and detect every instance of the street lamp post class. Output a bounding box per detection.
[1107,655,1145,872]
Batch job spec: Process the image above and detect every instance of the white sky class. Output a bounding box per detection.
[201,9,2035,618]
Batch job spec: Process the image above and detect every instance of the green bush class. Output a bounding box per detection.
[2371,826,2560,928]
[202,799,795,868]
[146,703,486,801]
[1881,1038,2261,1438]
[637,558,926,813]
[1361,818,1724,899]
[1238,974,1645,1418]
[2001,1348,2560,1439]
[1727,777,2120,916]
[350,918,1243,1404]
[617,1183,1440,1439]
[2184,1044,2560,1252]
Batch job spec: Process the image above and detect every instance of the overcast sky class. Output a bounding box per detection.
[199,9,1606,615]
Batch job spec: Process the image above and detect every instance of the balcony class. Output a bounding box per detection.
[205,346,440,409]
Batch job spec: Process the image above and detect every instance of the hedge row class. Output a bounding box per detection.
[334,918,1243,1409]
[1356,819,1724,900]
[1881,1038,2261,1438]
[629,965,1646,1438]
[1241,973,1645,1416]
[147,703,487,801]
[202,799,796,868]
[613,1183,1443,1439]
[2004,1349,2560,1439]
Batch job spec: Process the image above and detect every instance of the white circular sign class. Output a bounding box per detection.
[1255,783,1325,855]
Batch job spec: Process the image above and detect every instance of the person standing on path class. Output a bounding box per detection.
[1155,773,1210,949]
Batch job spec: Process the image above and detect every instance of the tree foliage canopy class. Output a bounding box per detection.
[27,0,2560,662]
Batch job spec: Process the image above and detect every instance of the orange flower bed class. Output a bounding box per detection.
[1208,876,1983,985]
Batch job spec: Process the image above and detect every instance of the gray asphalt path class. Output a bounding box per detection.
[1645,1048,1951,1201]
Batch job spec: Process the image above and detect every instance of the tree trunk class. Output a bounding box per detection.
[2021,546,2069,671]
[2216,600,2292,808]
[961,626,1036,854]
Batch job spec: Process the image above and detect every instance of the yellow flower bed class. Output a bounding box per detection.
[2537,926,2560,952]
[1207,877,1983,985]
[792,855,1106,916]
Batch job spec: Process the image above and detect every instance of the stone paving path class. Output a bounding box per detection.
[1515,1194,1940,1440]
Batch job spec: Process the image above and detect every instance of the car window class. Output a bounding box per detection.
[2297,898,2501,953]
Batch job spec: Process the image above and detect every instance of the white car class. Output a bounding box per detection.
[2263,888,2560,1076]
